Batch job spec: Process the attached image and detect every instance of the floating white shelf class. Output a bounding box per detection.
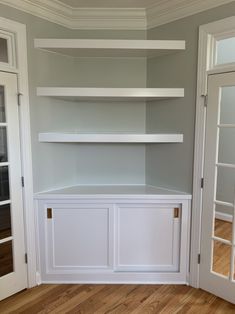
[37,87,184,101]
[34,39,186,58]
[38,133,183,143]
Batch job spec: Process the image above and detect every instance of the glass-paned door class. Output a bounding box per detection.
[0,72,27,300]
[200,72,235,304]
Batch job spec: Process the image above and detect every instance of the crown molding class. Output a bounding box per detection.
[0,0,146,30]
[146,0,235,29]
[0,0,234,30]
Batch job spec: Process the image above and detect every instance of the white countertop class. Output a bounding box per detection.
[34,185,192,200]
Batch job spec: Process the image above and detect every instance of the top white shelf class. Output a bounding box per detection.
[34,39,186,58]
[37,87,184,101]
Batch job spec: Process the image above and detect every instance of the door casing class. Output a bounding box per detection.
[0,72,27,300]
[0,17,36,288]
[191,16,235,288]
[199,71,235,304]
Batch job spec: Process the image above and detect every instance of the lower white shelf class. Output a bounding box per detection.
[38,133,183,143]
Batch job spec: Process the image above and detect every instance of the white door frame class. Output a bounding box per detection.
[0,17,36,288]
[190,15,235,288]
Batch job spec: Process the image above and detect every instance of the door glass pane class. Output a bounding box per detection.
[212,240,231,277]
[217,37,235,65]
[214,217,233,242]
[0,204,11,240]
[0,127,8,162]
[0,240,13,277]
[0,38,8,63]
[218,128,235,164]
[0,86,6,122]
[0,166,10,201]
[214,203,233,241]
[216,166,235,204]
[220,87,235,125]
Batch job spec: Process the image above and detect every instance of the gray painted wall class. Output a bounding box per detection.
[146,1,235,193]
[0,4,146,192]
[1,2,235,194]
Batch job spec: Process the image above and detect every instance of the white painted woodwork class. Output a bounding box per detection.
[36,87,184,101]
[35,185,191,284]
[35,185,192,200]
[0,72,27,300]
[38,133,183,143]
[34,39,185,58]
[200,72,235,304]
[1,0,232,31]
[115,204,180,271]
[47,205,111,269]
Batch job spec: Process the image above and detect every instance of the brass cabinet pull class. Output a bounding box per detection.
[174,207,180,218]
[47,208,52,219]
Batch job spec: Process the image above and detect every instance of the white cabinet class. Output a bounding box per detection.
[35,187,191,284]
[115,204,180,272]
[48,205,111,269]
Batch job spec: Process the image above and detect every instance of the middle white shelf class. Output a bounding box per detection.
[37,87,184,101]
[38,133,183,143]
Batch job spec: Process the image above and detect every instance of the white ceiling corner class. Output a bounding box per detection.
[146,0,235,29]
[0,0,234,30]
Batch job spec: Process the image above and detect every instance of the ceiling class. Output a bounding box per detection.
[59,0,159,8]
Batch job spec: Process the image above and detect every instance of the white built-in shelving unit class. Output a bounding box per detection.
[34,38,191,284]
[34,39,185,58]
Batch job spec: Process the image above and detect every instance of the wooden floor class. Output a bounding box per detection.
[0,283,235,313]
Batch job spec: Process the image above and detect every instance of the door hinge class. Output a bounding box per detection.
[201,178,204,189]
[21,176,25,187]
[198,254,201,264]
[202,94,208,107]
[25,253,28,264]
[17,93,23,106]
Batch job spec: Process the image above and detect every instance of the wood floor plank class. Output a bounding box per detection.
[51,284,105,314]
[65,284,125,314]
[0,284,234,313]
[95,284,138,314]
[0,285,57,313]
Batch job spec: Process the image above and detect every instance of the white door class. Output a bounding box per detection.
[0,72,27,300]
[200,71,235,304]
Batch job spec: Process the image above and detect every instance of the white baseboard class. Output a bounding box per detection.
[215,211,233,222]
[36,272,42,286]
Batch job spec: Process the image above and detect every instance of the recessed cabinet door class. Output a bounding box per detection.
[39,203,113,276]
[115,204,181,272]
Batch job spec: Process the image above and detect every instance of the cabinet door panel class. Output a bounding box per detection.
[41,204,112,272]
[115,204,180,272]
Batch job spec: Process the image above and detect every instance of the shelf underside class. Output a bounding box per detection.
[39,133,183,143]
[34,39,186,58]
[37,88,184,101]
[34,185,191,200]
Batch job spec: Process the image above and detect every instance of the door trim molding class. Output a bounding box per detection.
[0,17,36,288]
[190,16,235,288]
